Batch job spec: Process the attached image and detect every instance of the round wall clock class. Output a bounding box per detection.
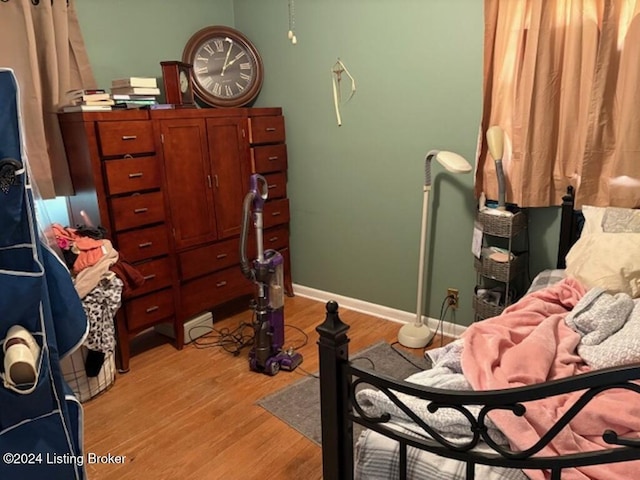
[182,25,264,108]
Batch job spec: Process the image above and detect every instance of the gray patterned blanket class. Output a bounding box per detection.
[565,287,640,369]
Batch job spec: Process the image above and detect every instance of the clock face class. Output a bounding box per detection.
[179,70,189,93]
[183,26,264,108]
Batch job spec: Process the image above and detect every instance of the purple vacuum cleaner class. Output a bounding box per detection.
[240,174,302,375]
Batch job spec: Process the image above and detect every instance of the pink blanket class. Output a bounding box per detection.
[461,277,640,480]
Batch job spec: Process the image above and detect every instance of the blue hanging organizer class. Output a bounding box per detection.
[0,69,88,479]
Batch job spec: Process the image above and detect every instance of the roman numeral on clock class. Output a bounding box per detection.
[202,76,214,89]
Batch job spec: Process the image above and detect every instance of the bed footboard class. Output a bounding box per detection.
[317,300,353,479]
[317,301,640,480]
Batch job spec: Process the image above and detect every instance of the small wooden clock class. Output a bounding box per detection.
[160,61,196,107]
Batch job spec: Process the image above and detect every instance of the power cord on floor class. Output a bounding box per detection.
[388,342,431,370]
[191,321,255,355]
[284,324,309,351]
[190,313,311,361]
[293,365,318,378]
[350,356,376,370]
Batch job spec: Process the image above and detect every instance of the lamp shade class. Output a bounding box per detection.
[486,125,507,210]
[424,150,472,187]
[436,151,472,174]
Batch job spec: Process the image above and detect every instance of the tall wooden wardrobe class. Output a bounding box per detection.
[59,107,292,372]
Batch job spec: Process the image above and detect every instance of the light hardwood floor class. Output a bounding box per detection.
[82,295,453,480]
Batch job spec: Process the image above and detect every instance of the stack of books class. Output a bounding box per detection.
[62,89,114,112]
[110,77,161,109]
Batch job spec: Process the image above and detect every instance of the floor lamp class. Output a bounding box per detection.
[398,150,472,348]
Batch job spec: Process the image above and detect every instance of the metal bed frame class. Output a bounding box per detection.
[316,188,640,479]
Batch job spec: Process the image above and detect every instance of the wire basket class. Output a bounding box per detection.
[474,250,527,282]
[472,294,505,320]
[477,210,527,238]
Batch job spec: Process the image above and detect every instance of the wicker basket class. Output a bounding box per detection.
[474,250,527,282]
[473,294,505,320]
[477,210,527,238]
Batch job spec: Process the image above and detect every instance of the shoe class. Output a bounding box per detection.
[3,325,40,390]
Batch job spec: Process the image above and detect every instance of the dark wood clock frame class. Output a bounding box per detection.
[160,61,196,107]
[182,25,264,108]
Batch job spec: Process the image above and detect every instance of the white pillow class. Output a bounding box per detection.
[581,205,606,234]
[565,232,640,298]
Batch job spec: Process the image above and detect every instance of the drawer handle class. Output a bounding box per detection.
[134,208,149,214]
[268,184,277,189]
[143,274,156,281]
[216,281,227,288]
[145,305,159,314]
[122,135,138,141]
[265,127,276,132]
[268,236,279,242]
[138,242,153,248]
[216,253,227,259]
[128,172,144,179]
[271,211,281,216]
[268,156,279,161]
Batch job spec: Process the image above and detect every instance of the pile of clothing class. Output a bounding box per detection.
[51,224,144,376]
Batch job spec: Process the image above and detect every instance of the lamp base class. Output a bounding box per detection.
[397,322,435,349]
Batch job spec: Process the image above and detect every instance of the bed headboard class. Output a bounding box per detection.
[557,186,584,269]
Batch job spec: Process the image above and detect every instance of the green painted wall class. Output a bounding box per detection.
[75,0,235,90]
[75,0,562,326]
[234,0,482,325]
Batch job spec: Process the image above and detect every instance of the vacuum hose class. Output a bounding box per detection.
[486,126,506,211]
[239,191,255,281]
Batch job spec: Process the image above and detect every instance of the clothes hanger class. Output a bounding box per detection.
[331,58,356,126]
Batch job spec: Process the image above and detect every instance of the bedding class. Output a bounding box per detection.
[319,191,640,480]
[355,340,521,480]
[601,207,640,233]
[462,277,640,480]
[566,288,640,370]
[566,205,640,297]
[355,428,528,480]
[354,277,640,480]
[565,232,640,298]
[526,269,565,294]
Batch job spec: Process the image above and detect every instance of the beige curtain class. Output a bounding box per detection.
[477,0,640,208]
[0,0,96,199]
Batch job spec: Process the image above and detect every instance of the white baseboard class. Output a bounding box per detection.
[292,284,466,339]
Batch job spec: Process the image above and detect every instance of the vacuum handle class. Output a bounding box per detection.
[250,174,269,212]
[240,174,269,281]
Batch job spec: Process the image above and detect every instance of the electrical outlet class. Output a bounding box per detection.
[447,288,459,309]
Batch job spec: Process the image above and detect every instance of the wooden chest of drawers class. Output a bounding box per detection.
[59,107,293,372]
[59,110,178,372]
[248,110,293,295]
